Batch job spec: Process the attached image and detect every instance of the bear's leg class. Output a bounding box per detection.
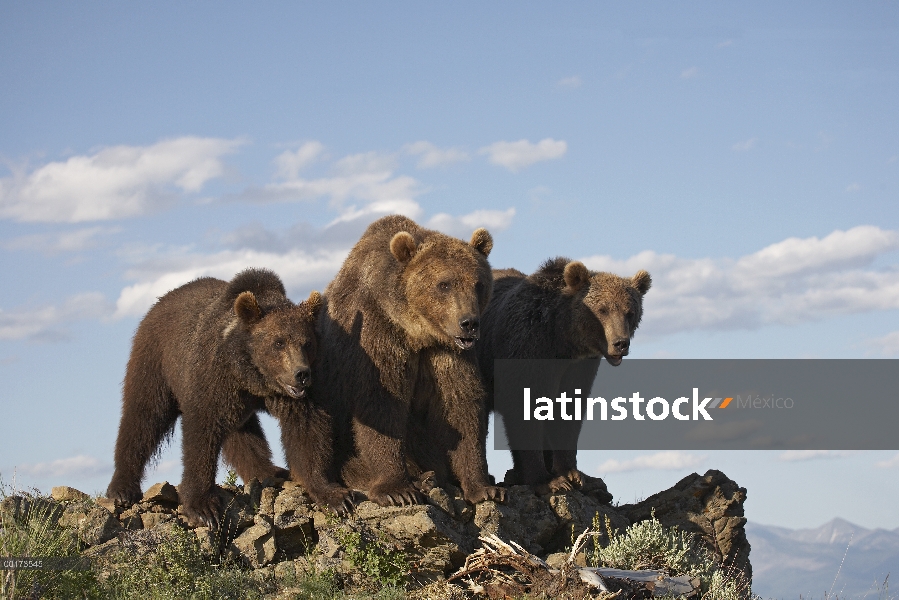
[179,413,228,528]
[221,413,288,484]
[267,398,354,515]
[353,419,424,507]
[512,449,556,490]
[430,350,506,504]
[107,365,179,506]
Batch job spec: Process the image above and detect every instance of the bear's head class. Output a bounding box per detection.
[390,227,493,351]
[234,290,324,398]
[563,261,651,366]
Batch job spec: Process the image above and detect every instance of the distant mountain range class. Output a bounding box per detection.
[747,518,898,599]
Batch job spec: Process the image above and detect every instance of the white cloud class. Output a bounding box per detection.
[14,455,109,479]
[427,208,516,238]
[732,137,758,152]
[557,75,582,89]
[244,146,425,224]
[3,226,120,254]
[681,66,700,79]
[581,225,899,336]
[403,141,470,169]
[274,141,325,179]
[480,138,567,172]
[596,451,705,474]
[864,330,899,357]
[779,450,854,462]
[0,293,113,341]
[114,247,350,318]
[876,453,899,468]
[0,137,243,222]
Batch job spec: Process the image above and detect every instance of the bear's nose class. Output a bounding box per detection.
[459,317,480,336]
[294,367,311,387]
[612,338,630,353]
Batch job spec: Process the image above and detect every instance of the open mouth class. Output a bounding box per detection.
[284,385,306,399]
[454,336,476,350]
[605,355,624,366]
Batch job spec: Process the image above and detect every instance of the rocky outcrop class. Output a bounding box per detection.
[0,469,751,591]
[618,469,752,582]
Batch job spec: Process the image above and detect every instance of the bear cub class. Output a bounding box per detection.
[479,257,651,494]
[106,268,352,527]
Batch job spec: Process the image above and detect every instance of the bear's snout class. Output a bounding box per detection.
[612,337,630,354]
[459,316,480,337]
[294,367,311,388]
[454,316,480,349]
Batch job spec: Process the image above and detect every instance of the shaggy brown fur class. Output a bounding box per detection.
[318,215,505,507]
[106,268,352,527]
[478,257,651,492]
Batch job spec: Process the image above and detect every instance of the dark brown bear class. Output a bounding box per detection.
[106,268,352,527]
[318,215,505,507]
[478,257,651,494]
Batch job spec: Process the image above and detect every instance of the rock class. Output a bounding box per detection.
[52,470,750,594]
[259,486,279,517]
[141,512,175,530]
[51,486,90,502]
[428,487,455,517]
[544,552,568,569]
[60,503,121,546]
[545,491,629,553]
[118,507,144,530]
[96,497,119,514]
[231,515,277,568]
[473,486,560,555]
[618,469,752,581]
[244,478,263,509]
[141,482,179,506]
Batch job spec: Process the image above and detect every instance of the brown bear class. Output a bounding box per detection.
[106,268,352,527]
[318,215,505,507]
[478,257,651,494]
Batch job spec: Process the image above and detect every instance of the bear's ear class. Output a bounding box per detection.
[306,290,323,316]
[563,261,590,291]
[390,231,417,264]
[632,270,652,295]
[469,228,493,257]
[234,291,262,326]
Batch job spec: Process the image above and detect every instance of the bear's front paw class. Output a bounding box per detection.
[368,483,425,507]
[544,475,576,494]
[561,468,586,488]
[182,493,222,529]
[106,480,143,507]
[314,486,357,517]
[465,485,506,504]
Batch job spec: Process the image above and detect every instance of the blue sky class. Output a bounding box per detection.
[2,3,898,530]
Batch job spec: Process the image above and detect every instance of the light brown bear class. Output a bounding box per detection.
[106,268,352,527]
[478,257,651,495]
[318,215,505,506]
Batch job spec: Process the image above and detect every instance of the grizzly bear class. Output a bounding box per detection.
[106,268,352,527]
[478,257,651,494]
[318,215,505,507]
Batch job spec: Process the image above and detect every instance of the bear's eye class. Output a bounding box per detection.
[437,281,451,293]
[273,339,286,350]
[598,307,609,316]
[626,310,635,320]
